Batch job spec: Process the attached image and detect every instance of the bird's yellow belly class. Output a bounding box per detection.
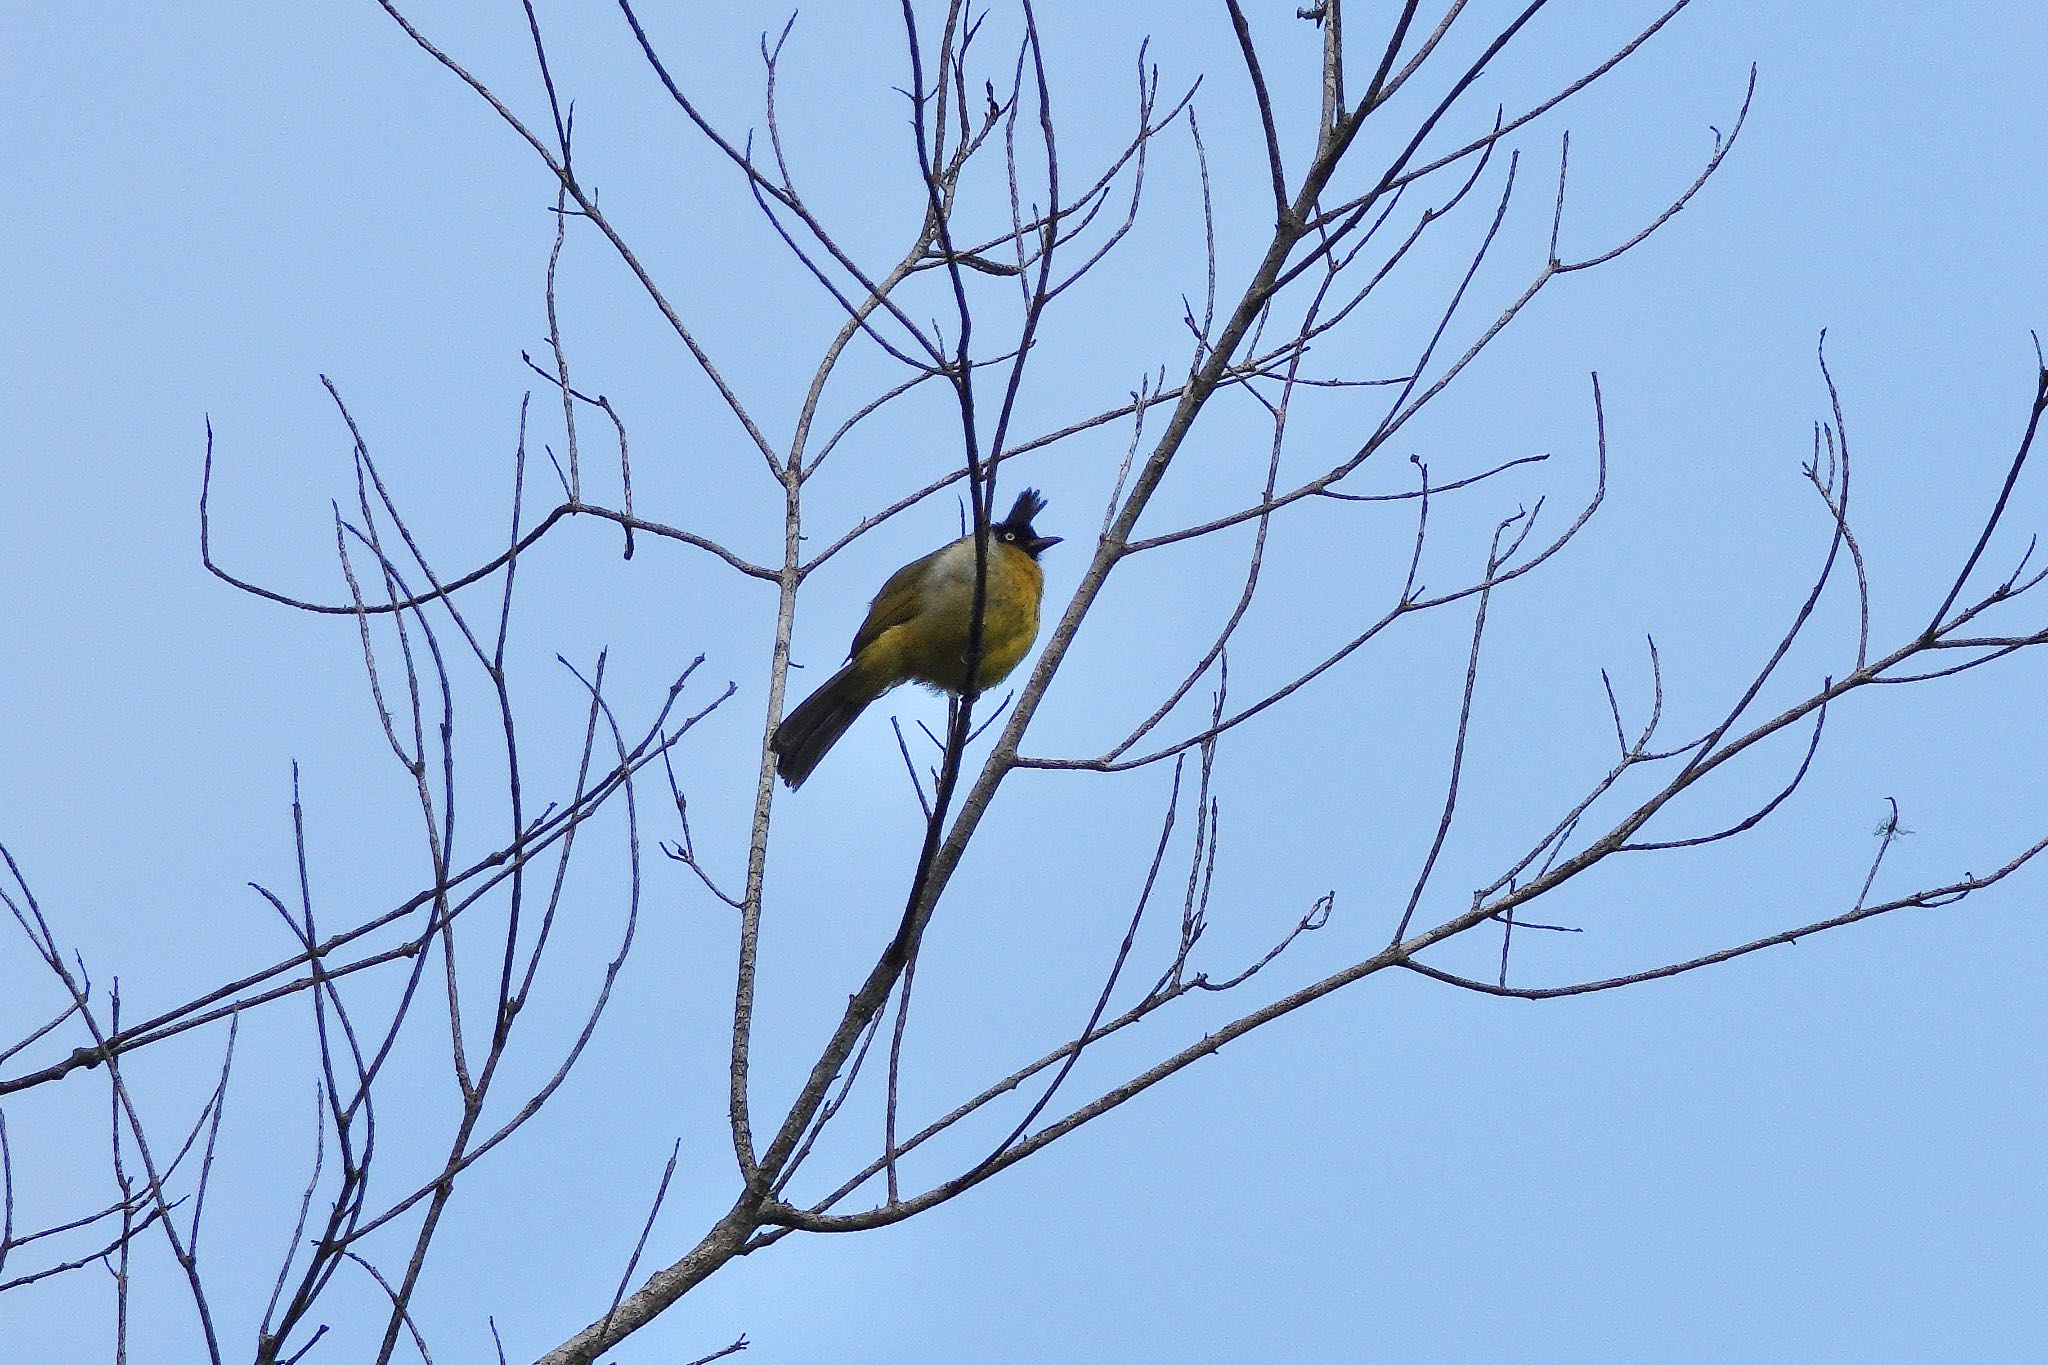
[855,543,1043,697]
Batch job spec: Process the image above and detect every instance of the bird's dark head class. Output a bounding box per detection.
[994,488,1061,559]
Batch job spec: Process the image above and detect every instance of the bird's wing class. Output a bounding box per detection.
[847,543,945,660]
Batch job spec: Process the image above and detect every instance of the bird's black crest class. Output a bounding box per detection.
[999,488,1048,530]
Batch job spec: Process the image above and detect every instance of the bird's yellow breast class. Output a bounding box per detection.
[846,537,1044,699]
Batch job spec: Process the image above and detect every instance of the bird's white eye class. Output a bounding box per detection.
[1001,530,1016,541]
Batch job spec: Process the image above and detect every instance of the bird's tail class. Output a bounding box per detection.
[771,663,877,788]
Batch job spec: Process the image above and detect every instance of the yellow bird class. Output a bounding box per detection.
[772,489,1062,788]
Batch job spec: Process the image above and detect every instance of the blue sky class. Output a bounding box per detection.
[3,3,2045,1362]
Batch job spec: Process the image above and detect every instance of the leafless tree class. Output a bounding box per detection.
[6,3,2045,1362]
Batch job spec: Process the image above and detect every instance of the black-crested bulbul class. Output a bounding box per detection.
[771,489,1061,788]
